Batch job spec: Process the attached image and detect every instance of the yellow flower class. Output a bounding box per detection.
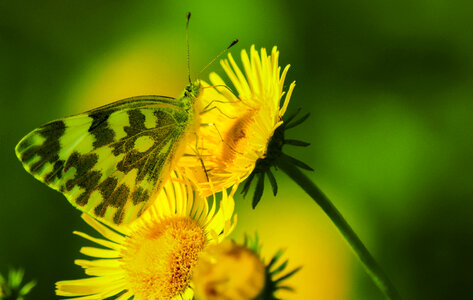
[192,241,266,300]
[56,172,237,300]
[192,236,300,300]
[179,45,295,196]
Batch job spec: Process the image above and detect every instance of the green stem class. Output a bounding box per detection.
[276,156,401,300]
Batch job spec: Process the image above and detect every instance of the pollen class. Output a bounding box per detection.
[120,216,206,299]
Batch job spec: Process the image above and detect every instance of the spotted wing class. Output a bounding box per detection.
[15,96,190,226]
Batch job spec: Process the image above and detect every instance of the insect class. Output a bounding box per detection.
[15,13,238,227]
[15,82,202,226]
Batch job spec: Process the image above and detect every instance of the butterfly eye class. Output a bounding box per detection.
[184,86,192,96]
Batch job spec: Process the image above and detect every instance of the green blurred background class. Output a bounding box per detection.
[1,1,472,299]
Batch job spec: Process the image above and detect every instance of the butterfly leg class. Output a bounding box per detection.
[200,104,236,119]
[199,122,243,155]
[192,133,210,182]
[182,134,211,182]
[199,85,244,118]
[201,84,241,101]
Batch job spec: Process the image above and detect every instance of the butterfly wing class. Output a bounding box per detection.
[16,95,191,226]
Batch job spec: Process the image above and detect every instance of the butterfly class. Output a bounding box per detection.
[15,81,201,226]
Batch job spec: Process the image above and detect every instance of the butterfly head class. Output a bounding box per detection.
[178,79,201,113]
[184,80,201,100]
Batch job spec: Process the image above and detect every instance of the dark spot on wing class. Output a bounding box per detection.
[89,110,115,148]
[64,152,100,206]
[132,187,150,205]
[94,183,130,225]
[44,160,65,184]
[20,120,66,174]
[75,171,102,206]
[112,186,130,224]
[64,152,98,176]
[98,177,118,200]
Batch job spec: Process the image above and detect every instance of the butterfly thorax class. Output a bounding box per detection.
[177,80,201,112]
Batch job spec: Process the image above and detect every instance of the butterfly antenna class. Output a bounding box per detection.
[186,12,192,84]
[197,39,239,78]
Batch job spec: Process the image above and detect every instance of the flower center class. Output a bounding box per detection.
[120,216,206,299]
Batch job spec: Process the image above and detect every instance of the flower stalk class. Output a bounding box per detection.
[276,156,401,300]
[241,106,401,299]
